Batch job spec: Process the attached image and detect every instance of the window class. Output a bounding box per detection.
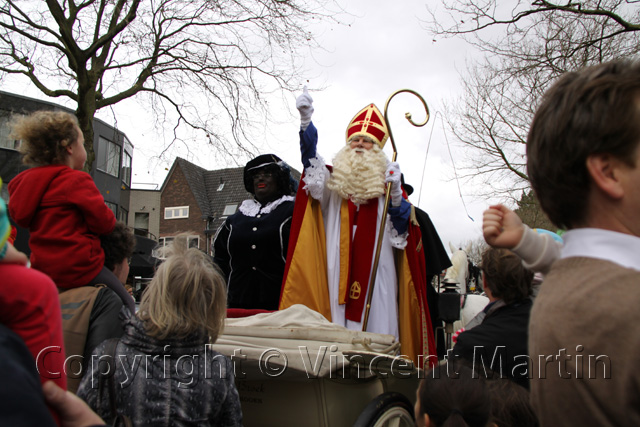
[118,207,128,223]
[154,236,175,258]
[188,236,200,249]
[164,206,189,219]
[97,137,121,177]
[0,139,20,150]
[217,182,225,191]
[122,151,132,187]
[155,235,200,257]
[0,114,21,150]
[159,237,174,247]
[105,201,118,217]
[222,204,237,216]
[134,212,149,232]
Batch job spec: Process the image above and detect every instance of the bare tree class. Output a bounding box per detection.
[426,0,640,200]
[0,0,340,169]
[443,59,533,198]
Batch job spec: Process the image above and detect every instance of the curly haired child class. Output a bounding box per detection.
[7,110,134,312]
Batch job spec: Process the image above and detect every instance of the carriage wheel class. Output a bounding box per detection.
[353,392,415,427]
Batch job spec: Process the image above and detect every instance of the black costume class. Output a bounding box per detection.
[413,206,452,359]
[452,298,533,388]
[213,195,294,310]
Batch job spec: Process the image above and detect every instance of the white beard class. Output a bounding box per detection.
[327,144,388,205]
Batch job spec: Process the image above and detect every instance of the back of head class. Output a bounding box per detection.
[11,111,80,167]
[138,234,227,342]
[481,247,533,304]
[417,363,491,427]
[101,221,136,271]
[527,59,640,229]
[486,379,539,427]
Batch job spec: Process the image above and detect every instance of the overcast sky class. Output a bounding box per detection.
[116,0,500,253]
[9,0,502,253]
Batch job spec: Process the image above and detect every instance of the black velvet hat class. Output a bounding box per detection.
[243,154,298,196]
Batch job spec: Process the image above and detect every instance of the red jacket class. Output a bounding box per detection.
[8,165,116,288]
[0,263,67,391]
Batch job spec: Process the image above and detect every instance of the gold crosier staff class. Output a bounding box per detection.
[362,89,430,331]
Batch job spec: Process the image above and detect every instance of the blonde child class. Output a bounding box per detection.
[7,110,135,312]
[77,235,242,425]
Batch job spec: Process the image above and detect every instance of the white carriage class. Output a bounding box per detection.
[212,305,423,427]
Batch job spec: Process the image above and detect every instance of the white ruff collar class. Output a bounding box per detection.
[239,195,294,217]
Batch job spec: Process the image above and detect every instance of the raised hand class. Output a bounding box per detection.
[296,85,314,130]
[483,204,525,249]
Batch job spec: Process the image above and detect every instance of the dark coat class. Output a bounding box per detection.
[213,197,294,310]
[0,324,59,426]
[84,288,125,360]
[452,298,533,388]
[414,206,452,279]
[77,310,242,426]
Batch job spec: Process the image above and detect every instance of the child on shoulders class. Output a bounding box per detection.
[7,111,134,312]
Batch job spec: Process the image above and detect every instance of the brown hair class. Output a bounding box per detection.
[101,221,136,271]
[417,362,491,427]
[527,60,640,229]
[486,379,538,427]
[138,234,226,342]
[11,110,80,167]
[481,248,533,304]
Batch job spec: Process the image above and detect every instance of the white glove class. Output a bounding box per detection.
[296,85,314,131]
[385,162,403,206]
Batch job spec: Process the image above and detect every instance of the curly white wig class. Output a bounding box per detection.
[328,144,388,205]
